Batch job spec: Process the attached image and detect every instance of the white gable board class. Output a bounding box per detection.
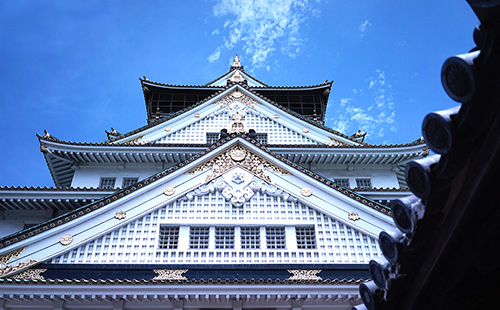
[0,138,390,276]
[207,69,267,87]
[48,183,380,265]
[113,85,358,147]
[156,105,317,145]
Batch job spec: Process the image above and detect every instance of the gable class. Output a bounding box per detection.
[116,85,356,146]
[47,180,381,266]
[0,137,392,278]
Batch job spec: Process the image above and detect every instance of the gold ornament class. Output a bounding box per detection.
[163,186,175,196]
[59,234,73,246]
[115,210,126,220]
[300,187,313,197]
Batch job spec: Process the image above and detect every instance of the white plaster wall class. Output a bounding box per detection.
[310,164,400,188]
[0,210,53,237]
[71,163,174,188]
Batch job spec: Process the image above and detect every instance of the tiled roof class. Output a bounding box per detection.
[0,186,117,191]
[48,82,420,147]
[1,133,391,250]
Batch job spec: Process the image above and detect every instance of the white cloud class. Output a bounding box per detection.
[208,48,221,63]
[210,0,318,67]
[329,69,398,142]
[359,20,371,36]
[211,29,220,36]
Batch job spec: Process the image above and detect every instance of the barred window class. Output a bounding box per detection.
[159,226,179,249]
[266,227,286,249]
[241,227,260,249]
[356,178,372,188]
[122,177,139,188]
[99,177,116,189]
[296,226,316,249]
[206,132,219,144]
[215,227,235,249]
[334,178,350,187]
[189,227,210,249]
[255,133,268,145]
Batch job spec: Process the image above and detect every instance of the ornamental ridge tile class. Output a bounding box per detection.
[1,133,392,251]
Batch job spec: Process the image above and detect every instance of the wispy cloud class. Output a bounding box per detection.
[329,69,397,142]
[359,20,371,37]
[209,0,317,68]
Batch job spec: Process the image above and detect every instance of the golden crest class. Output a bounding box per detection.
[60,234,73,246]
[163,186,175,196]
[300,187,313,197]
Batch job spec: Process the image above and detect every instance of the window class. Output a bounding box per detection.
[356,178,372,188]
[255,133,268,145]
[334,178,350,187]
[159,226,179,249]
[189,227,210,249]
[241,227,260,249]
[122,177,139,188]
[266,227,286,249]
[215,227,235,249]
[296,227,316,249]
[206,132,219,144]
[99,177,116,189]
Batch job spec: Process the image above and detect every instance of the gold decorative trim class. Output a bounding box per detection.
[348,212,361,221]
[302,128,309,133]
[164,127,171,132]
[213,89,260,109]
[115,210,126,220]
[163,186,175,196]
[0,246,26,265]
[10,268,46,280]
[194,113,200,118]
[0,259,39,278]
[300,187,312,197]
[59,234,73,246]
[153,269,188,280]
[287,269,322,280]
[186,144,290,183]
[274,114,280,119]
[124,135,144,145]
[326,136,348,146]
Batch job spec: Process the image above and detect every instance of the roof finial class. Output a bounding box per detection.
[231,54,242,69]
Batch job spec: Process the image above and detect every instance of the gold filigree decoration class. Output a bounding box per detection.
[163,186,175,196]
[300,187,313,197]
[153,269,188,280]
[185,144,290,183]
[10,268,46,280]
[214,89,260,109]
[0,246,26,266]
[60,234,73,246]
[123,135,144,145]
[115,210,126,220]
[0,259,39,278]
[326,136,348,146]
[274,114,280,119]
[194,113,200,118]
[287,269,322,280]
[228,111,247,134]
[348,212,361,221]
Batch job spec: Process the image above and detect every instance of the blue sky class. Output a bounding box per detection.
[0,1,478,187]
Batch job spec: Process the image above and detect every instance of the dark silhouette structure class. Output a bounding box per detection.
[356,1,500,309]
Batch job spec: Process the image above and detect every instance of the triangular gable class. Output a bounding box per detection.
[206,68,268,87]
[113,84,359,147]
[0,137,392,278]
